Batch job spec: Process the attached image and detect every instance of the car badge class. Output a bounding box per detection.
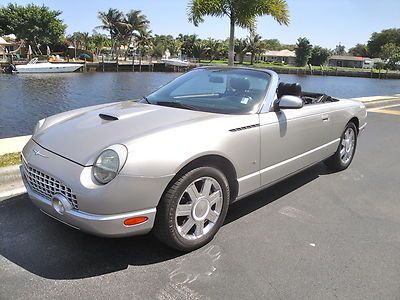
[33,149,48,158]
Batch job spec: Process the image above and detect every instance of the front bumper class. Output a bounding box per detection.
[20,138,174,237]
[21,165,156,237]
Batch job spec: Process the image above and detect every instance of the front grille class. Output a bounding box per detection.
[22,160,79,209]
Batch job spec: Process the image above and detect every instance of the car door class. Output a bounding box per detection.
[259,103,338,187]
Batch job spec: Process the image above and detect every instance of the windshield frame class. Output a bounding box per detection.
[145,67,277,115]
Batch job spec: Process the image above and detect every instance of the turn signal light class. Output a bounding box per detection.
[123,216,148,226]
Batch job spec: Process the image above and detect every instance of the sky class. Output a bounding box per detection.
[3,0,400,49]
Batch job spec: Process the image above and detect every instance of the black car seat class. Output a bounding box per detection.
[229,77,250,97]
[277,82,302,98]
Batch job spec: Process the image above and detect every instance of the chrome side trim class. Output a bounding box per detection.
[237,171,259,183]
[235,152,334,202]
[259,138,340,175]
[237,138,340,182]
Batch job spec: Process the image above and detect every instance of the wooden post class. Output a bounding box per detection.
[102,55,104,72]
[116,54,119,72]
[139,55,142,72]
[132,55,134,72]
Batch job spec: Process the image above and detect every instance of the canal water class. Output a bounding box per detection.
[1,72,400,138]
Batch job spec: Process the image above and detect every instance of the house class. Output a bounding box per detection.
[260,49,296,65]
[328,55,375,69]
[0,36,22,60]
[0,37,12,60]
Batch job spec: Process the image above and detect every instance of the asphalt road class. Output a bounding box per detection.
[1,110,400,300]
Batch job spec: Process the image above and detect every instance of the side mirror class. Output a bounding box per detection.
[274,95,303,110]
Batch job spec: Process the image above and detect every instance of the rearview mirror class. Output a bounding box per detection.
[274,95,303,110]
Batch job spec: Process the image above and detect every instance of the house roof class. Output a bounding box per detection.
[0,37,11,45]
[263,49,295,57]
[329,55,371,61]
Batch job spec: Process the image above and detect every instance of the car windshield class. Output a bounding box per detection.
[146,68,271,114]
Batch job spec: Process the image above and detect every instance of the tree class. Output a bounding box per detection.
[120,10,150,59]
[0,3,66,54]
[152,35,182,57]
[187,0,289,66]
[136,30,153,57]
[348,43,369,57]
[295,37,312,67]
[177,34,199,58]
[263,39,281,50]
[97,8,124,57]
[309,46,330,66]
[333,44,346,55]
[381,43,400,70]
[91,33,111,56]
[234,38,248,64]
[192,39,208,62]
[367,28,400,58]
[247,32,265,64]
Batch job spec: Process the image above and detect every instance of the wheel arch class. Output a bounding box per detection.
[161,154,239,203]
[348,116,359,134]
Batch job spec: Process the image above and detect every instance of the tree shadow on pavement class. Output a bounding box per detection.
[0,162,333,280]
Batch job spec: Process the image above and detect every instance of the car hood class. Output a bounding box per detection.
[34,101,220,166]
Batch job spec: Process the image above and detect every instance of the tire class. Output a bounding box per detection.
[153,166,230,251]
[324,122,358,171]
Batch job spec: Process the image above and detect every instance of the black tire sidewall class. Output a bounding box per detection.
[339,123,358,168]
[327,122,358,170]
[160,166,230,251]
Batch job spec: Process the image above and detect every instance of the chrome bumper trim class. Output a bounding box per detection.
[359,123,367,135]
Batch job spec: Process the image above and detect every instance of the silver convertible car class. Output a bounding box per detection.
[21,67,367,251]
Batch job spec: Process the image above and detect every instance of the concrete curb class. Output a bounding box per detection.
[360,98,400,109]
[0,135,31,156]
[0,164,25,201]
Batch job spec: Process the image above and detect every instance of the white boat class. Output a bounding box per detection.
[15,58,83,73]
[161,58,191,67]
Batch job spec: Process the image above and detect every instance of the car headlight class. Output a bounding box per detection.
[33,118,45,135]
[92,145,128,184]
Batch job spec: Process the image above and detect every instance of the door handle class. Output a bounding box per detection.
[322,114,330,122]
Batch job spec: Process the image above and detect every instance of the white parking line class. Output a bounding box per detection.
[368,103,400,112]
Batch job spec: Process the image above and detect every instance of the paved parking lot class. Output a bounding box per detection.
[1,110,400,299]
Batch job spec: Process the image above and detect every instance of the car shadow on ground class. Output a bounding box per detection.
[0,162,334,280]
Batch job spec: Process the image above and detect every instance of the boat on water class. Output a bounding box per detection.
[12,58,83,74]
[161,58,191,67]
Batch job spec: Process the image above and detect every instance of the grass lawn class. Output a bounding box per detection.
[0,152,21,168]
[200,60,396,75]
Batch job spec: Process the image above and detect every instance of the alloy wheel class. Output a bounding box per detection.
[175,177,223,240]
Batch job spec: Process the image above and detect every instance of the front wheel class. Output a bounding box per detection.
[153,167,230,251]
[324,122,358,171]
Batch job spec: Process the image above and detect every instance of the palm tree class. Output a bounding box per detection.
[234,38,248,64]
[92,33,111,56]
[193,39,208,62]
[188,0,290,66]
[136,30,153,59]
[177,34,199,59]
[247,32,265,64]
[97,8,124,58]
[120,10,150,59]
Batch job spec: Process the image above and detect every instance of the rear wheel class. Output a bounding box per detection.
[153,167,230,251]
[324,122,357,171]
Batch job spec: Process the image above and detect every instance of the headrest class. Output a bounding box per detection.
[277,82,302,98]
[230,77,250,91]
